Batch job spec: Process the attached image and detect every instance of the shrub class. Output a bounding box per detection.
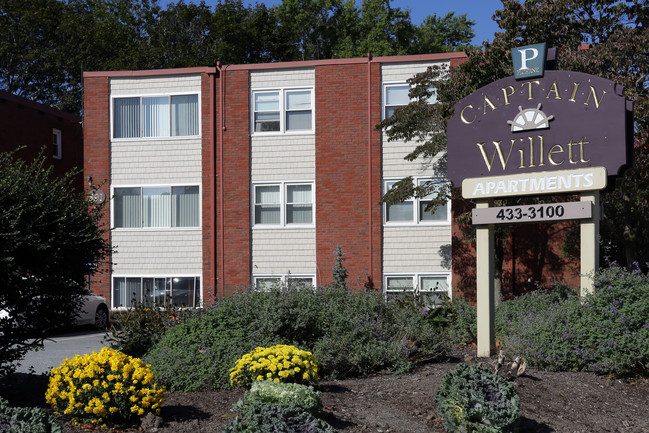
[496,267,649,376]
[45,347,166,428]
[584,264,649,375]
[435,363,520,433]
[495,285,587,371]
[0,396,61,433]
[147,286,452,391]
[223,403,336,433]
[144,298,276,392]
[230,345,319,388]
[235,381,323,416]
[106,301,196,358]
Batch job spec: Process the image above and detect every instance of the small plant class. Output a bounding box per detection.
[0,396,62,433]
[331,245,348,290]
[230,345,319,388]
[435,363,520,433]
[235,381,323,416]
[45,347,166,428]
[223,403,336,433]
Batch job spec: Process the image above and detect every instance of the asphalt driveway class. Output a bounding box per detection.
[14,329,108,375]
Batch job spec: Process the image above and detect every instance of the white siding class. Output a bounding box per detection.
[110,75,202,96]
[380,61,453,281]
[382,226,452,272]
[112,230,203,274]
[251,136,315,181]
[111,139,202,184]
[250,68,315,88]
[109,74,203,279]
[252,229,317,275]
[381,61,448,83]
[381,62,448,177]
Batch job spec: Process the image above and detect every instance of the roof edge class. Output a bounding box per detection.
[82,52,467,76]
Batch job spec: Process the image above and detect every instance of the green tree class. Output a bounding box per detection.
[411,12,475,54]
[0,151,110,377]
[380,0,649,291]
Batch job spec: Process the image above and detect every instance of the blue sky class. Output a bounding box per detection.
[160,0,505,45]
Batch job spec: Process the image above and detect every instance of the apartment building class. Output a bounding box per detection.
[83,53,467,309]
[0,90,83,189]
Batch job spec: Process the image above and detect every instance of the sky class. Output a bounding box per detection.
[160,0,505,46]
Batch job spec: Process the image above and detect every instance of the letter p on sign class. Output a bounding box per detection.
[512,43,547,79]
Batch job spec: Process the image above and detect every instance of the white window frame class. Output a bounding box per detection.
[110,92,201,140]
[252,181,315,228]
[52,129,62,159]
[251,87,314,135]
[384,272,451,307]
[111,184,201,230]
[111,275,202,309]
[382,82,437,119]
[252,274,316,291]
[383,177,450,226]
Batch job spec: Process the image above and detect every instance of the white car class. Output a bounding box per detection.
[75,291,110,329]
[0,291,110,331]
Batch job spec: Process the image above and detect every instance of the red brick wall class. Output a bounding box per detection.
[218,69,252,297]
[315,62,383,290]
[0,91,83,190]
[83,77,111,300]
[201,73,217,304]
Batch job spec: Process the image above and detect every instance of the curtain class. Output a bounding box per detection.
[143,187,171,227]
[113,97,140,138]
[142,97,170,137]
[114,187,141,228]
[171,95,198,136]
[172,186,199,227]
[286,184,312,224]
[255,185,280,224]
[113,277,142,308]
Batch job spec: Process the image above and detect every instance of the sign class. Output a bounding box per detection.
[512,43,547,79]
[472,201,592,225]
[447,70,633,190]
[462,167,607,199]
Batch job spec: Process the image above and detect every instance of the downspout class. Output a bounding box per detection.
[367,53,373,285]
[216,62,227,299]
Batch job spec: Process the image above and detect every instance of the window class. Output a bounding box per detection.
[383,83,437,119]
[112,276,201,308]
[253,182,313,227]
[252,88,313,133]
[52,129,62,159]
[384,178,449,225]
[253,275,315,290]
[113,94,199,139]
[385,273,450,307]
[113,185,200,228]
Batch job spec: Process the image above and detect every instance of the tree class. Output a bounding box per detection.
[380,0,649,295]
[412,12,475,54]
[0,151,110,377]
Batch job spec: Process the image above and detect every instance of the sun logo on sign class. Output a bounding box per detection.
[507,103,554,132]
